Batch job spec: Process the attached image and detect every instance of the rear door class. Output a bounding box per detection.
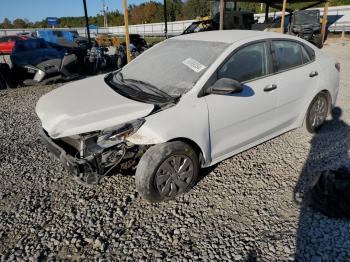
[271,40,319,129]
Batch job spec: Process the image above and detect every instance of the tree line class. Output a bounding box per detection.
[0,0,349,29]
[0,0,208,29]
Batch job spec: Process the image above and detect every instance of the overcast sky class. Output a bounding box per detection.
[0,0,159,22]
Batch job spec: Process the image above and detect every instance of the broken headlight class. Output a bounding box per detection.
[97,118,145,148]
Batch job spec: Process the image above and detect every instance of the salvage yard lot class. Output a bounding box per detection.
[1,40,350,261]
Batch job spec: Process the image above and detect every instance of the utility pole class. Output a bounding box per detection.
[83,0,91,47]
[122,0,131,63]
[219,0,224,30]
[102,0,108,27]
[280,0,287,33]
[164,0,168,38]
[321,1,329,44]
[265,0,270,23]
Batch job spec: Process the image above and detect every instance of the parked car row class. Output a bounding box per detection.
[0,31,149,88]
[184,9,326,49]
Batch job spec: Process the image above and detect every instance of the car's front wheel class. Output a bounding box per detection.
[135,141,199,202]
[305,92,329,133]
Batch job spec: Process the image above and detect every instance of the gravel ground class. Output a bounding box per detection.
[1,40,350,261]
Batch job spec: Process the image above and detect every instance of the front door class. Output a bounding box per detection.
[205,41,279,160]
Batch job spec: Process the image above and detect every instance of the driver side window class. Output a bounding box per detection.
[218,42,269,82]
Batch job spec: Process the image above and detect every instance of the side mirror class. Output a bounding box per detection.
[209,78,243,95]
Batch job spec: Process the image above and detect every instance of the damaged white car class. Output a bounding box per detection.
[36,30,340,202]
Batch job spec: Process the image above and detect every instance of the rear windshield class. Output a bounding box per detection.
[13,39,49,52]
[294,12,319,25]
[119,39,229,96]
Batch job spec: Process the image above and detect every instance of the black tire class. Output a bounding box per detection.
[0,74,6,89]
[313,34,323,49]
[304,92,329,133]
[135,141,199,202]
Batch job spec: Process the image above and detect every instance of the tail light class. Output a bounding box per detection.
[335,62,341,72]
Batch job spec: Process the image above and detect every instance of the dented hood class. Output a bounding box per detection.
[36,74,154,139]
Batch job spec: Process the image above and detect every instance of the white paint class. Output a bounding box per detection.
[36,30,340,168]
[35,74,154,139]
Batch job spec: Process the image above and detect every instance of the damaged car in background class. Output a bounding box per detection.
[289,9,324,48]
[36,30,340,202]
[11,38,78,86]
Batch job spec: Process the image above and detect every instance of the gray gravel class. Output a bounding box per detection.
[1,40,350,261]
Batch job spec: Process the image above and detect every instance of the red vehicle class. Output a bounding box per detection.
[0,35,28,54]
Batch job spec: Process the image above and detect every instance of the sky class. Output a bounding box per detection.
[0,0,156,22]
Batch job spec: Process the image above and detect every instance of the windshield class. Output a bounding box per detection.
[183,21,214,34]
[294,12,319,25]
[116,39,229,97]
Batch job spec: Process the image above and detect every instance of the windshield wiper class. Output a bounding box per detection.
[124,78,179,103]
[112,71,179,104]
[107,72,178,104]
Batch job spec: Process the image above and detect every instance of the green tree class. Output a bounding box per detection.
[167,0,183,21]
[0,18,12,29]
[182,0,210,19]
[13,18,28,28]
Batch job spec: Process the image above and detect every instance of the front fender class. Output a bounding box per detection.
[127,97,211,166]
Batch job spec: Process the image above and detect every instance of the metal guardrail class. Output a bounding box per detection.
[0,20,196,37]
[329,25,350,35]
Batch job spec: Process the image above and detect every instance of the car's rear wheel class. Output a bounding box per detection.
[305,92,329,133]
[135,141,199,202]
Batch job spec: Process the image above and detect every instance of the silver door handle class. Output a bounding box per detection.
[309,71,318,77]
[264,84,277,92]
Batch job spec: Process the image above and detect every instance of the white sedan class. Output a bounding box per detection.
[36,30,340,202]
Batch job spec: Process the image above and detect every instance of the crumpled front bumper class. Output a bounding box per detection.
[39,129,97,177]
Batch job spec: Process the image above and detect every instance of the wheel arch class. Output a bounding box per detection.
[168,137,208,167]
[297,89,332,129]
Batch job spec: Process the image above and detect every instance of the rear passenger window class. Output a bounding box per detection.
[273,40,312,72]
[301,45,311,63]
[218,42,269,82]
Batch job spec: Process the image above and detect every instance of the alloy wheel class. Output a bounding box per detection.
[309,96,327,129]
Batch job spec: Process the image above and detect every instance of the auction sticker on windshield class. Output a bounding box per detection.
[182,58,206,73]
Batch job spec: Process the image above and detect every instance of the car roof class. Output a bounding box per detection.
[173,30,296,44]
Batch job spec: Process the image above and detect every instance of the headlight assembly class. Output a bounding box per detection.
[97,118,145,148]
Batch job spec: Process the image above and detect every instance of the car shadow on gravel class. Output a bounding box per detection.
[195,164,219,185]
[105,163,218,184]
[294,107,350,261]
